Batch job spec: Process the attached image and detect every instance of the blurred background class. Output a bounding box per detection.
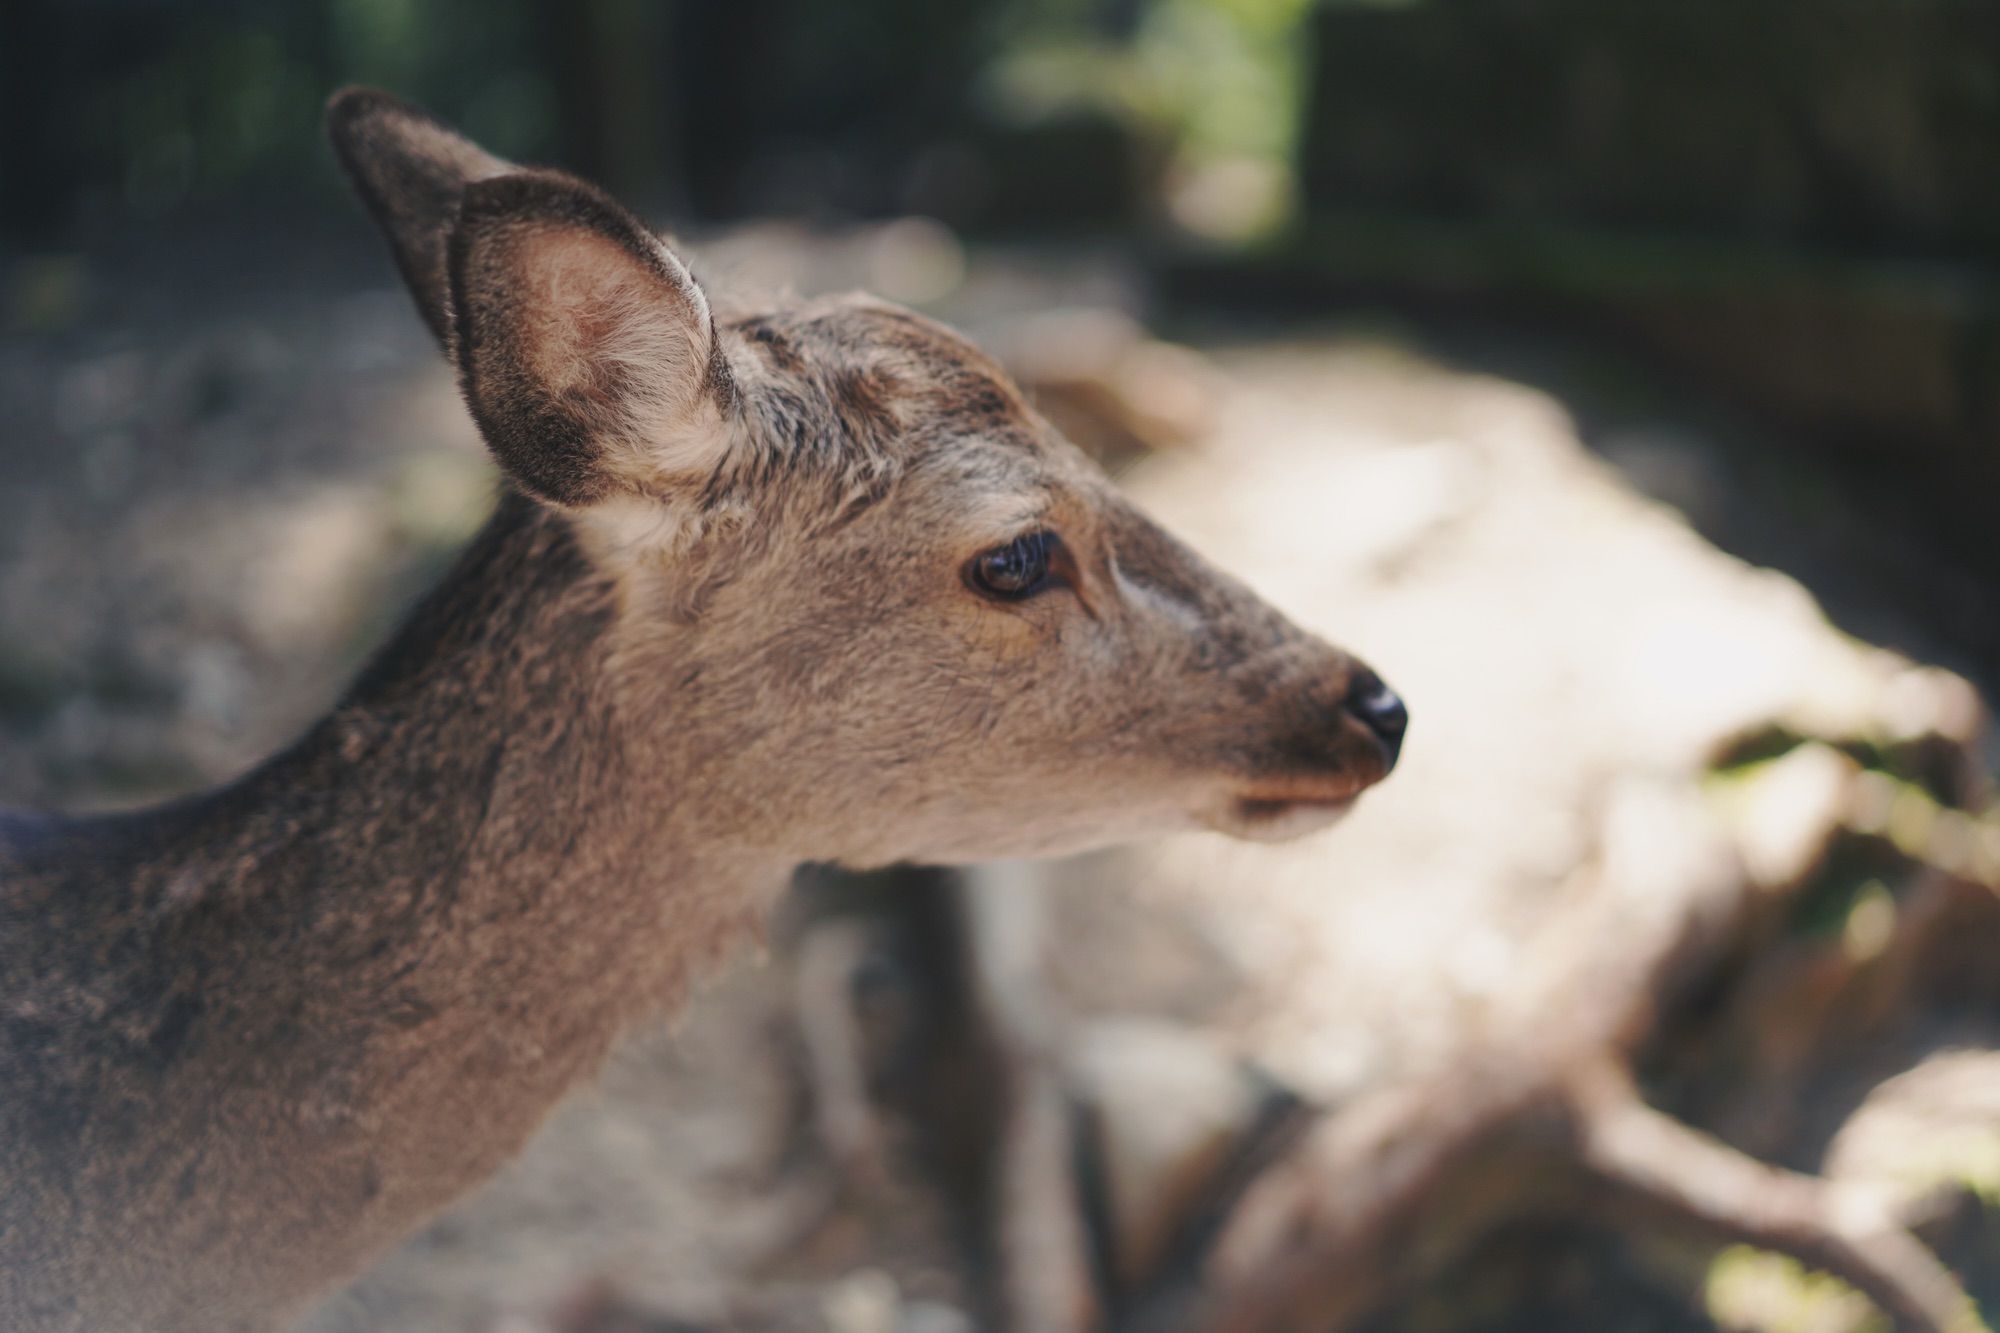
[3,2,1999,1331]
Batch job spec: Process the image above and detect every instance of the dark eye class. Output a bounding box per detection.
[968,530,1058,600]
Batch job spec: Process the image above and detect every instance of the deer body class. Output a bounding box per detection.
[0,92,1405,1331]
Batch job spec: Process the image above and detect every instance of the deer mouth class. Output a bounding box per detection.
[1235,792,1357,821]
[1207,776,1371,843]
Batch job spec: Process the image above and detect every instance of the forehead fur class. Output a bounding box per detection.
[717,295,1051,513]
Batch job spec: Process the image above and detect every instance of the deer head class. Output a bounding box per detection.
[328,88,1406,871]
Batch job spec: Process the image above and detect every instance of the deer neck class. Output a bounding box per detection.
[24,492,791,1324]
[174,488,786,1029]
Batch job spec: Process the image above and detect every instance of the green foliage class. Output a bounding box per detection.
[10,0,1331,236]
[1139,0,1309,161]
[979,0,1323,231]
[13,0,560,227]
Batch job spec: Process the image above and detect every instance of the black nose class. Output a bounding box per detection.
[1344,669,1407,769]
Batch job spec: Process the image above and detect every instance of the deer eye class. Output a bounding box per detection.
[968,531,1058,600]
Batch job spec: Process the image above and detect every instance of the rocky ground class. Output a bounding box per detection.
[3,217,1995,1332]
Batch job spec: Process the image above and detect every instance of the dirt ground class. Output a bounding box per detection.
[3,218,1994,1331]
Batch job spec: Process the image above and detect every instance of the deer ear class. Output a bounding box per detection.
[326,86,510,348]
[446,171,736,509]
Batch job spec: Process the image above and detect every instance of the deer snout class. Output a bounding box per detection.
[1341,666,1408,772]
[1209,650,1407,844]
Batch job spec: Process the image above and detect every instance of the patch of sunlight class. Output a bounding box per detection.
[1705,1246,1884,1333]
[1880,1129,2000,1212]
[1840,882,1896,963]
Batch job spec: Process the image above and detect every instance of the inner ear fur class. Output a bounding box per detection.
[446,171,736,509]
[326,86,510,348]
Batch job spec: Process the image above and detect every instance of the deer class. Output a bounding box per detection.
[0,88,1408,1332]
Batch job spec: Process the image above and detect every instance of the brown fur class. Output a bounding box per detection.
[0,89,1406,1331]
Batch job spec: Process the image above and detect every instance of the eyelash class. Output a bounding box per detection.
[967,530,1061,601]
